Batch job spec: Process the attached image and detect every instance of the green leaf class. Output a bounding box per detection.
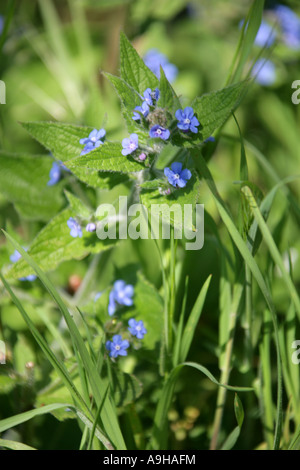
[179,275,212,362]
[158,67,181,114]
[5,207,117,280]
[241,185,300,321]
[21,121,127,188]
[0,374,18,395]
[220,394,244,450]
[0,439,36,450]
[149,361,253,449]
[234,393,244,428]
[0,403,74,434]
[119,32,159,94]
[64,190,93,220]
[104,73,146,135]
[220,426,241,450]
[66,142,144,174]
[36,364,141,419]
[1,235,126,449]
[110,368,143,407]
[231,0,265,84]
[191,80,249,141]
[0,152,64,221]
[192,152,283,450]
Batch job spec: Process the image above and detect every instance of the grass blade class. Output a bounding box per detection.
[179,275,212,362]
[2,231,126,450]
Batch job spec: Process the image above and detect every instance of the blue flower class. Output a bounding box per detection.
[47,161,61,186]
[47,160,70,186]
[108,280,134,316]
[251,59,276,86]
[143,49,178,83]
[10,249,37,282]
[128,319,147,340]
[255,20,277,48]
[240,19,276,48]
[67,217,82,238]
[143,87,160,106]
[164,162,192,188]
[10,249,22,264]
[86,222,97,232]
[79,129,106,156]
[175,107,200,134]
[132,101,150,121]
[149,125,170,140]
[122,133,139,155]
[274,5,300,49]
[106,334,130,358]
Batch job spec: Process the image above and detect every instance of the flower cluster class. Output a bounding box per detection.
[79,128,106,156]
[248,5,300,86]
[121,85,200,180]
[67,217,98,238]
[104,281,147,359]
[274,4,300,50]
[132,88,160,122]
[106,316,147,359]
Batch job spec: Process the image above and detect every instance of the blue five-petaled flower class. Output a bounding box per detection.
[79,128,106,156]
[149,125,170,140]
[128,319,147,340]
[175,107,200,133]
[106,335,130,358]
[122,133,139,155]
[132,101,150,121]
[67,217,82,238]
[108,280,134,316]
[164,162,192,188]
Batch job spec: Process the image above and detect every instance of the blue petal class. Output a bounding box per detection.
[176,178,187,188]
[171,162,183,174]
[180,168,192,181]
[184,107,194,119]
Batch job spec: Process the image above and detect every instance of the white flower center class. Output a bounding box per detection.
[115,345,121,350]
[130,143,136,149]
[174,173,180,179]
[91,137,97,142]
[136,326,141,331]
[156,129,162,135]
[184,118,191,124]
